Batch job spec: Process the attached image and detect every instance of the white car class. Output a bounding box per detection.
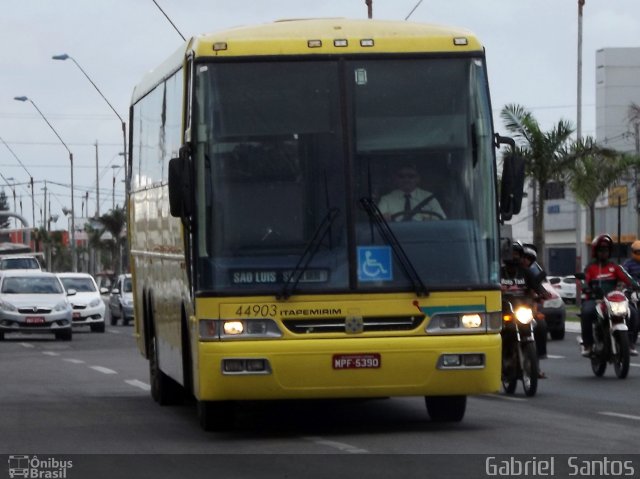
[57,273,107,333]
[549,275,577,303]
[0,270,73,340]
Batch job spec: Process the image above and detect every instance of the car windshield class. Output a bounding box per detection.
[60,277,97,293]
[1,277,63,294]
[0,257,40,270]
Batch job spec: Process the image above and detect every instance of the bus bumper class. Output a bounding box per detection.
[195,334,501,400]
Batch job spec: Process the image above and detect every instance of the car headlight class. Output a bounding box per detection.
[0,300,17,312]
[53,301,69,312]
[89,298,102,307]
[514,306,534,324]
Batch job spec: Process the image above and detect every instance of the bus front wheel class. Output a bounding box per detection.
[197,400,235,432]
[425,395,466,422]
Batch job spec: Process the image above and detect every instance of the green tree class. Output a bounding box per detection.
[565,137,637,240]
[500,104,575,257]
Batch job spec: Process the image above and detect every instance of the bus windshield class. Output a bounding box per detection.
[193,57,499,294]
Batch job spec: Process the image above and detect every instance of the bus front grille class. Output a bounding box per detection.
[282,315,425,334]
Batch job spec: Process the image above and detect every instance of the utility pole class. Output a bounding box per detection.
[365,0,372,19]
[95,141,100,218]
[575,0,585,283]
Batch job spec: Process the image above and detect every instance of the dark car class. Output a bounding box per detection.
[539,281,566,340]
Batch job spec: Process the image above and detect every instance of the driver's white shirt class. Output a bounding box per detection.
[377,188,445,221]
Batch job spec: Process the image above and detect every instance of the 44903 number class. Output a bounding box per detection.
[235,304,277,317]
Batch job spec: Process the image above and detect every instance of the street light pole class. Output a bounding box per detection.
[14,96,77,272]
[52,54,128,216]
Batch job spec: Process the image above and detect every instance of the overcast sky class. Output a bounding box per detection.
[1,0,639,229]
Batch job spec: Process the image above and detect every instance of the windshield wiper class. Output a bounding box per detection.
[359,197,429,297]
[277,207,340,300]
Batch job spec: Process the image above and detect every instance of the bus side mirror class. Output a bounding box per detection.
[497,135,525,221]
[168,146,192,218]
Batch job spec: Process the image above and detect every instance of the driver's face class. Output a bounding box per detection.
[395,167,420,193]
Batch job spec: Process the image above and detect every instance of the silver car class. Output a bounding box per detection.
[58,273,107,333]
[109,273,134,326]
[0,271,74,341]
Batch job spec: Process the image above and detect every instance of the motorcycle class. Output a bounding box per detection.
[501,294,539,396]
[577,274,631,379]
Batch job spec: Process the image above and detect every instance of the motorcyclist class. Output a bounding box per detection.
[520,246,549,366]
[580,234,639,357]
[501,241,550,378]
[622,239,640,280]
[622,239,640,346]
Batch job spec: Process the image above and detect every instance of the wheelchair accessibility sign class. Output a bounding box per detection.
[357,246,392,282]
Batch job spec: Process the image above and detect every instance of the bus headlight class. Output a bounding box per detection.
[426,312,486,334]
[199,319,283,341]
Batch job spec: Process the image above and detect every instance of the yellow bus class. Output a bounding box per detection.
[128,18,523,430]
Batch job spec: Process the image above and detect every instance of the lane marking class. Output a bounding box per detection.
[63,358,85,364]
[303,436,368,454]
[20,343,35,348]
[599,411,640,421]
[89,366,118,375]
[42,351,60,356]
[483,393,527,402]
[546,354,565,359]
[125,379,151,391]
[107,329,121,334]
[630,363,640,368]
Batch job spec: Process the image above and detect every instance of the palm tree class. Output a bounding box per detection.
[567,137,640,240]
[96,207,126,276]
[500,104,575,257]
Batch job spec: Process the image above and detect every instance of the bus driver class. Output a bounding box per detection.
[377,164,446,221]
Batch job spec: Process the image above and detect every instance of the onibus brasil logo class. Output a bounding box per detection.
[8,455,73,478]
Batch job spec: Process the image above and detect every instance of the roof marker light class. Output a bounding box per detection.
[213,42,228,51]
[308,39,322,48]
[360,39,374,47]
[333,39,348,47]
[453,37,468,46]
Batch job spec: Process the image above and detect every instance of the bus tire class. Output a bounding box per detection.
[425,395,466,422]
[197,400,235,432]
[149,334,183,406]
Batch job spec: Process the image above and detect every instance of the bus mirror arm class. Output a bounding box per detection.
[168,145,193,218]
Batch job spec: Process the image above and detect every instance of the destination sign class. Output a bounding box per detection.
[230,269,329,285]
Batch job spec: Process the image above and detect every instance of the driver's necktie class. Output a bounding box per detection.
[403,193,412,221]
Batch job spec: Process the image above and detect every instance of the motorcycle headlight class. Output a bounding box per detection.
[89,298,102,307]
[514,306,534,324]
[610,301,629,317]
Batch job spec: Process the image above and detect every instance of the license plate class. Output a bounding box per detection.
[333,353,381,369]
[73,312,82,319]
[25,317,45,324]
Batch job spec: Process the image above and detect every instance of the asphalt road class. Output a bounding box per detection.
[1,318,639,477]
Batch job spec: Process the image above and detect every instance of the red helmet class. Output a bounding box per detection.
[591,234,613,257]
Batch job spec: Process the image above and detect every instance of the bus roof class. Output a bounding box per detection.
[132,18,483,104]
